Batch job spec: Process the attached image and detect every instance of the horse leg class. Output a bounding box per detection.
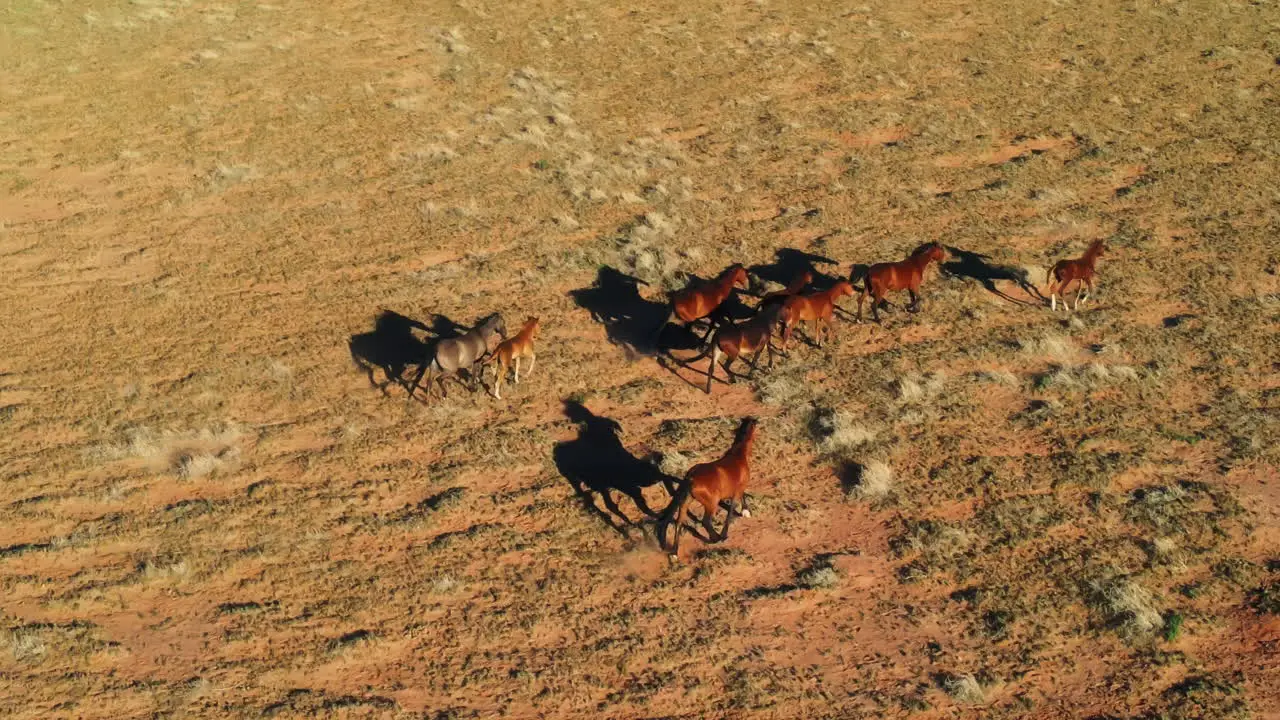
[722,354,738,384]
[747,346,764,378]
[1073,283,1083,311]
[738,490,751,519]
[706,346,720,394]
[857,291,867,323]
[669,505,686,559]
[717,501,735,541]
[526,353,536,377]
[1081,277,1093,306]
[493,361,504,399]
[871,293,883,323]
[406,362,430,401]
[908,288,920,312]
[513,356,521,384]
[702,507,723,543]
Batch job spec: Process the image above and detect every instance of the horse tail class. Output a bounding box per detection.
[650,304,673,346]
[848,264,870,292]
[659,476,694,553]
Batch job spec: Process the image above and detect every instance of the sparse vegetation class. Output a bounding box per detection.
[3,0,1276,715]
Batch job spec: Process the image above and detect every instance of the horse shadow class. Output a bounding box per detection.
[569,266,703,356]
[348,310,465,396]
[552,400,680,538]
[942,246,1046,306]
[749,247,843,293]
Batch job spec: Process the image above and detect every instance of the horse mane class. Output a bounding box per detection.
[911,242,943,257]
[734,417,758,445]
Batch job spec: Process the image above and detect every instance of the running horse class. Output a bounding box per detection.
[406,313,506,402]
[1047,239,1106,312]
[851,242,948,323]
[699,303,787,394]
[652,264,749,346]
[779,280,855,350]
[484,317,540,399]
[660,417,758,560]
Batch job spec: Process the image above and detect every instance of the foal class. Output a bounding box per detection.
[486,317,540,399]
[702,304,786,394]
[653,264,749,344]
[661,417,758,560]
[1047,240,1106,311]
[779,280,854,349]
[406,314,506,402]
[852,242,948,323]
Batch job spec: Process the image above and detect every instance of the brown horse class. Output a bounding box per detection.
[406,313,506,402]
[779,280,854,349]
[660,417,758,560]
[701,304,786,393]
[653,264,749,344]
[759,269,813,307]
[851,242,948,323]
[484,317,540,399]
[1047,240,1106,311]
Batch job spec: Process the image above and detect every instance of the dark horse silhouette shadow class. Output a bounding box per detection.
[553,400,679,538]
[749,247,861,322]
[748,247,842,293]
[348,310,466,395]
[942,246,1046,306]
[569,266,705,357]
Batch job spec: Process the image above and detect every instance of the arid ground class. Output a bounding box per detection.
[2,0,1278,717]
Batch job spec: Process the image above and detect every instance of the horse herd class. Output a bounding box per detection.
[394,238,1107,559]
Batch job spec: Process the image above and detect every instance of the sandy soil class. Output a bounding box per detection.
[2,0,1278,717]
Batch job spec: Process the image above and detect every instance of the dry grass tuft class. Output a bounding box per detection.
[809,407,876,456]
[895,371,946,404]
[0,628,48,663]
[945,674,986,704]
[617,212,685,290]
[94,425,246,479]
[1091,575,1164,640]
[1020,332,1079,364]
[846,460,894,502]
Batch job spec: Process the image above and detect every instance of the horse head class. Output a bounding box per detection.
[727,264,750,289]
[915,242,948,265]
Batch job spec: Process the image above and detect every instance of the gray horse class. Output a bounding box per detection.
[406,313,507,402]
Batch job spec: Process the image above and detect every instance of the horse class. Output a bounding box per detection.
[484,317,540,399]
[851,242,948,323]
[1047,240,1106,311]
[406,313,506,402]
[660,417,758,560]
[700,303,787,394]
[759,269,813,308]
[779,280,854,350]
[652,264,749,345]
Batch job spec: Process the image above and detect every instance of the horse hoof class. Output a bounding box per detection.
[668,554,680,562]
[741,509,752,518]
